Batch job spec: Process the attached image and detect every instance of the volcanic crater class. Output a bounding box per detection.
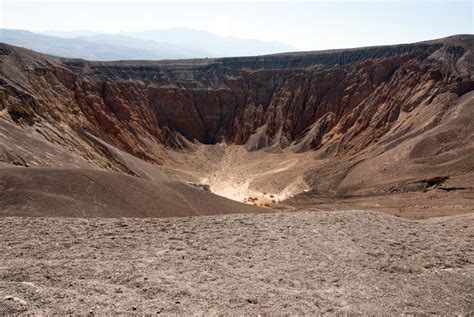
[1,35,474,315]
[0,34,473,217]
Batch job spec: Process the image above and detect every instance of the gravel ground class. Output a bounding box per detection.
[0,210,473,315]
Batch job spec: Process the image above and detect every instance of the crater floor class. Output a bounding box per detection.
[159,143,474,219]
[161,144,315,207]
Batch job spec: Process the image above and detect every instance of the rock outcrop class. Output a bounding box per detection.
[0,35,473,194]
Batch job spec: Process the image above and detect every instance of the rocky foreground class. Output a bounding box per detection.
[1,211,472,315]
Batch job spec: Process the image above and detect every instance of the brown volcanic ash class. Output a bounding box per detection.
[0,35,473,217]
[1,211,473,315]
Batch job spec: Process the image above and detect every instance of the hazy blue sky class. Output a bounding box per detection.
[1,0,472,50]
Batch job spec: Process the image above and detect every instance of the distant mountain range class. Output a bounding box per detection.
[0,28,297,61]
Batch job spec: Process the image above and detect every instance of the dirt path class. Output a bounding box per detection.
[1,210,472,314]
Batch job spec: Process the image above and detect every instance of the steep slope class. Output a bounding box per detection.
[0,117,265,217]
[0,35,473,217]
[0,167,265,217]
